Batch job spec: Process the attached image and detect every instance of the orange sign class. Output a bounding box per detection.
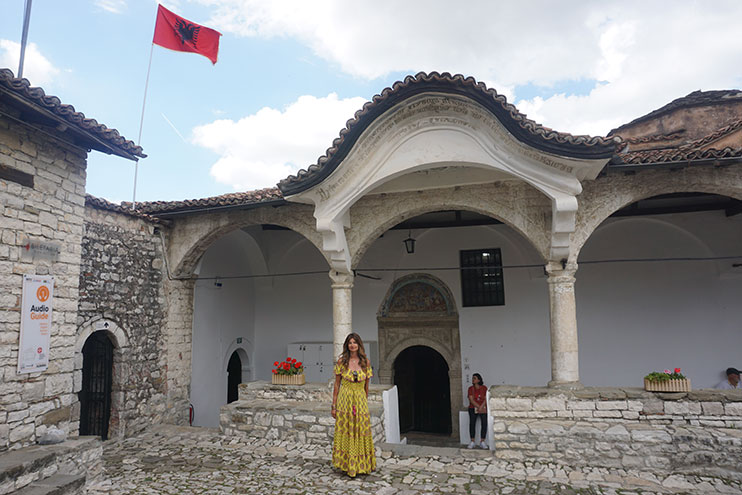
[36,285,50,302]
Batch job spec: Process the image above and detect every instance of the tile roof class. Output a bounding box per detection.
[611,118,742,166]
[0,69,145,160]
[609,89,742,136]
[130,187,285,215]
[85,195,163,222]
[278,72,620,196]
[611,146,742,165]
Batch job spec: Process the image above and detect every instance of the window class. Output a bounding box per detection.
[460,248,504,307]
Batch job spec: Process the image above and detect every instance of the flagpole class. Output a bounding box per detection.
[132,42,155,209]
[18,0,33,78]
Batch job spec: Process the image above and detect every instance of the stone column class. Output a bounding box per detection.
[329,270,354,360]
[545,261,582,389]
[163,277,196,424]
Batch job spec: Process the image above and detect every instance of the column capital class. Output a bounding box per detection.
[329,270,354,289]
[545,261,578,282]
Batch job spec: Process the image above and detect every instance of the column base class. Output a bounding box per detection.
[547,380,584,390]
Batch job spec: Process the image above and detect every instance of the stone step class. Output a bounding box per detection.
[379,442,495,461]
[0,437,100,495]
[13,474,85,495]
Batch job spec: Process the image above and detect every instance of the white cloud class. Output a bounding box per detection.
[94,0,128,14]
[0,40,59,87]
[192,93,367,191]
[191,0,742,136]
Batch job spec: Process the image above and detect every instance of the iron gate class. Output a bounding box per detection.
[79,331,113,439]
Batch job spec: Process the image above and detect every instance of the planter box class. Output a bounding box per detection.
[644,378,691,392]
[272,374,306,385]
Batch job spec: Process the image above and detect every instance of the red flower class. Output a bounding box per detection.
[296,361,302,368]
[283,363,290,370]
[287,358,291,362]
[674,368,681,374]
[291,358,296,363]
[294,362,300,368]
[272,369,278,374]
[274,361,279,366]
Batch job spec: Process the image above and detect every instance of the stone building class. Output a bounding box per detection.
[2,68,741,469]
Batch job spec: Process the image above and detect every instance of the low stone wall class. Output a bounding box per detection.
[220,382,387,447]
[489,386,742,482]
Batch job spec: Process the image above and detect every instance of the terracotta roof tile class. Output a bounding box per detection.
[279,72,620,196]
[612,146,742,165]
[85,195,162,222]
[0,69,145,159]
[679,118,742,151]
[131,187,284,215]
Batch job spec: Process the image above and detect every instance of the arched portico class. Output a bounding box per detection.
[166,203,324,278]
[348,181,551,268]
[279,76,614,385]
[573,166,742,260]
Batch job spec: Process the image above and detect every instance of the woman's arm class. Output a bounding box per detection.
[365,377,370,398]
[331,373,341,419]
[468,393,477,408]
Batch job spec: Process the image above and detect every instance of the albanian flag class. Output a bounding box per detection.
[152,4,221,64]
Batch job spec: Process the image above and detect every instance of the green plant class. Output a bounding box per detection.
[644,368,686,382]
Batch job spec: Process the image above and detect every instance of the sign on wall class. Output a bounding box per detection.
[17,275,54,374]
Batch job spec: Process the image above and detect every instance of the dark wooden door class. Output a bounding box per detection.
[227,351,242,403]
[394,345,451,434]
[80,332,113,439]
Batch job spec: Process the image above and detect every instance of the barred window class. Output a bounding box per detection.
[460,248,504,307]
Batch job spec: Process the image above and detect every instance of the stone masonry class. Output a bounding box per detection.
[75,204,169,439]
[489,386,742,483]
[220,382,386,447]
[0,98,87,450]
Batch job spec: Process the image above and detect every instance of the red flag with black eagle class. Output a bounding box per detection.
[152,4,221,64]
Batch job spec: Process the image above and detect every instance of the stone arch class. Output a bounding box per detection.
[377,273,462,437]
[168,204,326,278]
[573,167,742,260]
[349,182,551,268]
[379,273,458,317]
[74,317,129,440]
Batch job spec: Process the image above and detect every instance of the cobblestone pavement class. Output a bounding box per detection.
[88,425,730,495]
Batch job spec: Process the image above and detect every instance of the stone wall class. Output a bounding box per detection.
[0,103,87,450]
[75,205,168,438]
[489,386,742,481]
[220,382,386,446]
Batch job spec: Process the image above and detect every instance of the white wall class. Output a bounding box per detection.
[190,230,258,427]
[577,211,742,388]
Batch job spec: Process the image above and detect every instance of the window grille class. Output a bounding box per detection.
[460,248,504,307]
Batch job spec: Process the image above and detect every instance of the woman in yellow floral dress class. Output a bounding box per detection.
[331,333,376,477]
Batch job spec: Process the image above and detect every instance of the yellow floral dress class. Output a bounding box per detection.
[332,363,376,477]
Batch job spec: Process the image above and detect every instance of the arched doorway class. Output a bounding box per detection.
[79,331,114,439]
[394,345,451,434]
[377,273,462,437]
[227,351,242,403]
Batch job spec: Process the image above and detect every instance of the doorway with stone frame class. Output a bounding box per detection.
[377,273,462,439]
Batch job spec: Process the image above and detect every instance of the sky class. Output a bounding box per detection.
[1,0,741,203]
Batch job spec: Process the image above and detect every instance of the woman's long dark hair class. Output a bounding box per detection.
[339,332,369,369]
[472,373,484,386]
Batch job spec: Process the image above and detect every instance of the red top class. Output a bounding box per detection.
[467,385,487,411]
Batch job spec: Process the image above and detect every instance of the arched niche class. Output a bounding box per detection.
[377,273,461,437]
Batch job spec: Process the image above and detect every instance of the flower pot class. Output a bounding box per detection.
[644,378,691,392]
[272,373,305,385]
